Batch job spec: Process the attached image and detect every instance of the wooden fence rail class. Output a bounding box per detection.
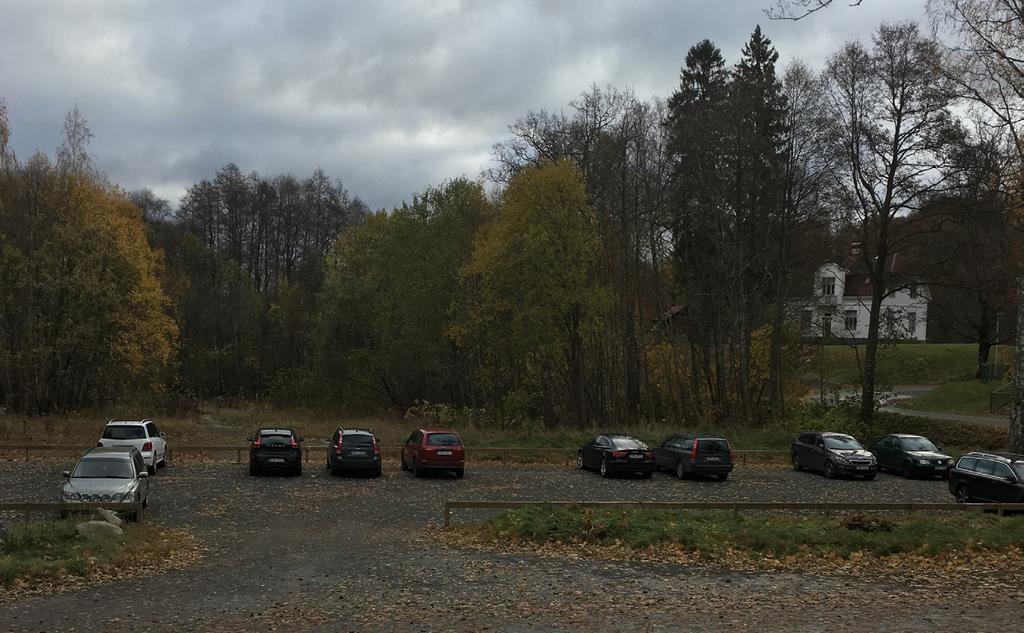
[0,444,790,465]
[0,501,145,523]
[441,500,1024,527]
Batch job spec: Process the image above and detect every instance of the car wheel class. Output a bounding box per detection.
[413,458,422,478]
[901,461,913,478]
[600,458,609,478]
[294,465,302,477]
[375,465,383,478]
[141,492,148,509]
[676,461,686,479]
[400,454,409,471]
[955,483,971,503]
[824,461,836,479]
[792,453,802,471]
[716,473,729,482]
[455,468,465,479]
[249,463,257,476]
[576,452,585,470]
[147,464,156,476]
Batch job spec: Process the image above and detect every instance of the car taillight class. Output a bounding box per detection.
[691,439,699,460]
[142,441,153,452]
[290,437,299,448]
[335,436,342,455]
[373,437,380,456]
[644,451,655,458]
[251,437,261,448]
[611,450,627,458]
[728,446,735,461]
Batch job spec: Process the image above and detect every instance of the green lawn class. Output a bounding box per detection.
[0,519,189,589]
[900,380,1007,417]
[813,343,1012,386]
[473,506,1024,559]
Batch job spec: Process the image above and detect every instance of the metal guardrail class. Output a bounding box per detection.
[0,444,791,465]
[0,501,145,522]
[441,500,1024,526]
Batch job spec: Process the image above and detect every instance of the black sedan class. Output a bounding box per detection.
[577,434,655,478]
[249,428,304,476]
[869,434,953,478]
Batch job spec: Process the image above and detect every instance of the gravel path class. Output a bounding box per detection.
[2,460,1021,632]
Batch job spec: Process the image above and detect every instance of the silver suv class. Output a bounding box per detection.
[97,419,168,474]
[62,446,150,520]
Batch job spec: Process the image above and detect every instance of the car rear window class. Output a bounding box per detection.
[610,437,646,450]
[102,426,145,440]
[259,433,292,446]
[426,433,461,446]
[342,434,374,447]
[74,458,134,479]
[697,439,729,453]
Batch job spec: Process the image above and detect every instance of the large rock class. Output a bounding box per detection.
[77,520,124,542]
[95,508,124,527]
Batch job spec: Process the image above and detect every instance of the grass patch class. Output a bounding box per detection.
[812,343,1011,386]
[0,518,195,590]
[901,380,1006,417]
[473,506,1024,559]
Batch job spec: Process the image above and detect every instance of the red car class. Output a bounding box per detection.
[400,428,465,478]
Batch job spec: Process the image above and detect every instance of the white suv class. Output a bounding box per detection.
[97,419,168,474]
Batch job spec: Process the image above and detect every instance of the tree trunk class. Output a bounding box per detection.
[1010,275,1024,453]
[860,272,886,427]
[974,301,991,380]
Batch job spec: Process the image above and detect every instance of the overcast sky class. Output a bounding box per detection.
[1,0,926,211]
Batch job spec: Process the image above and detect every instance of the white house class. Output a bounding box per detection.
[797,260,929,341]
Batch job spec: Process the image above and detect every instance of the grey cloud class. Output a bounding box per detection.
[1,0,925,211]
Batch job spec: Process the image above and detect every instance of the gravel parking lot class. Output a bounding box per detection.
[2,460,1021,632]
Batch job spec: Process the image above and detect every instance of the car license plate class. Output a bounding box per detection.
[935,464,946,469]
[350,450,366,456]
[706,456,721,462]
[855,465,869,470]
[269,458,284,463]
[630,454,643,459]
[437,450,452,456]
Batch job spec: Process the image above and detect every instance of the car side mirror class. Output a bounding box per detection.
[62,470,71,478]
[158,431,166,438]
[139,471,149,479]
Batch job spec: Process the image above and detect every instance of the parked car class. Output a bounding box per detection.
[949,452,1024,503]
[249,428,304,476]
[654,434,734,480]
[96,419,168,474]
[401,428,465,478]
[577,434,655,478]
[791,431,877,479]
[62,446,149,520]
[868,433,952,478]
[326,427,382,476]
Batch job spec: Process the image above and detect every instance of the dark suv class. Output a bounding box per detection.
[791,431,877,479]
[249,428,304,476]
[654,435,734,480]
[327,428,382,477]
[948,452,1024,503]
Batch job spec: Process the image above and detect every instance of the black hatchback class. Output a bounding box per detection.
[868,434,953,478]
[249,428,304,476]
[654,435,734,480]
[327,428,382,477]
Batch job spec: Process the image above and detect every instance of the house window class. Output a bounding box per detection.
[908,283,919,299]
[844,310,857,332]
[820,277,835,296]
[821,312,833,337]
[907,312,917,337]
